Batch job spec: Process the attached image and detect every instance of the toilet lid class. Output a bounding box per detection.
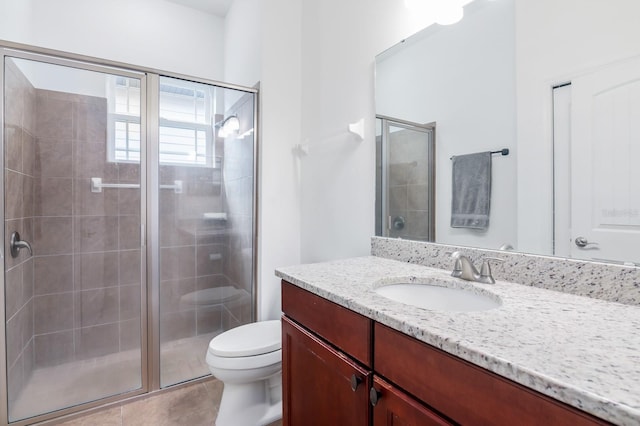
[208,320,281,357]
[180,286,245,306]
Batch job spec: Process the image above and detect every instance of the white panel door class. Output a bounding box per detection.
[571,58,640,264]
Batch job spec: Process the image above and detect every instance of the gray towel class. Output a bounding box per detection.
[451,151,491,230]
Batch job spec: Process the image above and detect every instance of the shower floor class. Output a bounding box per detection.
[10,333,216,423]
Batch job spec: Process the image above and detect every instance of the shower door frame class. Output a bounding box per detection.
[0,40,260,425]
[0,46,150,425]
[376,115,436,241]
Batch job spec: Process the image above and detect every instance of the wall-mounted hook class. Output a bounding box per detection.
[293,143,310,156]
[348,118,365,141]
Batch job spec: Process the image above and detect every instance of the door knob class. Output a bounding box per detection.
[575,237,597,248]
[10,231,33,258]
[350,374,362,392]
[369,387,382,406]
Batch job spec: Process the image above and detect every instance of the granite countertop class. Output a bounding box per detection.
[276,256,640,426]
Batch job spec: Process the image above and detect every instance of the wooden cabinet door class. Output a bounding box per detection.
[282,316,371,426]
[371,376,453,426]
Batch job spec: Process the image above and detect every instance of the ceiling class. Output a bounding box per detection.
[165,0,233,17]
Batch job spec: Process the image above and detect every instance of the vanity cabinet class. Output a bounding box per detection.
[370,376,453,426]
[281,280,608,426]
[282,317,371,425]
[281,281,373,425]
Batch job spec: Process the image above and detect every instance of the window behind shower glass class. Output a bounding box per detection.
[108,77,216,167]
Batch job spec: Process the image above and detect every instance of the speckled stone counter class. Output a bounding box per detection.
[371,237,640,306]
[276,256,640,425]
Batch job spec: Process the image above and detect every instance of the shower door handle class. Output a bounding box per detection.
[10,231,33,258]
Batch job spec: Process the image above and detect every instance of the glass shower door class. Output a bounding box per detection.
[377,117,435,241]
[157,76,256,387]
[3,54,145,422]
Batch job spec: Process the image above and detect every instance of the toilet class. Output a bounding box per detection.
[206,320,282,426]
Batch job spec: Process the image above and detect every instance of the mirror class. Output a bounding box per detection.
[375,0,640,265]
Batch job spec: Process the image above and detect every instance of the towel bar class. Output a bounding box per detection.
[450,148,509,160]
[91,177,183,194]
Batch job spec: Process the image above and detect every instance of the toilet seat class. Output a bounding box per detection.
[208,320,281,357]
[207,348,281,370]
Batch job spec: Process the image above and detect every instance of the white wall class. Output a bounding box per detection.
[515,0,640,255]
[224,0,302,320]
[298,0,433,263]
[376,0,516,250]
[0,0,225,80]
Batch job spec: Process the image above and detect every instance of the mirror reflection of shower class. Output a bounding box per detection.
[376,116,436,241]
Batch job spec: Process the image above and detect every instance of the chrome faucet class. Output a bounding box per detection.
[451,252,503,284]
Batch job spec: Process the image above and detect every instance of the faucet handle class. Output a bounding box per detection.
[450,251,463,277]
[478,257,504,284]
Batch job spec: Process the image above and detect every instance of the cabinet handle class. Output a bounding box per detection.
[369,387,382,406]
[350,374,362,391]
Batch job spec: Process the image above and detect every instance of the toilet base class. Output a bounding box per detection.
[215,374,282,426]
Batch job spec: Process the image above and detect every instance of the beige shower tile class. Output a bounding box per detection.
[75,323,120,360]
[5,264,24,320]
[74,141,118,180]
[74,178,119,216]
[160,246,196,281]
[120,285,142,321]
[74,216,119,253]
[75,251,119,290]
[407,184,429,211]
[23,131,36,176]
[160,310,196,342]
[119,216,141,250]
[5,125,23,172]
[33,216,73,255]
[119,249,142,286]
[35,139,73,178]
[34,255,73,295]
[75,287,120,328]
[73,99,108,143]
[33,293,74,334]
[5,170,24,220]
[160,278,197,314]
[35,95,73,140]
[33,330,74,367]
[118,188,141,215]
[195,244,224,277]
[196,305,223,335]
[117,163,140,184]
[120,319,142,352]
[34,178,73,217]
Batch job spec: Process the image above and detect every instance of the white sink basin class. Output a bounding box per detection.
[374,283,500,312]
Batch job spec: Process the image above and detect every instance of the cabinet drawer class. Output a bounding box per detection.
[282,280,372,367]
[374,323,608,425]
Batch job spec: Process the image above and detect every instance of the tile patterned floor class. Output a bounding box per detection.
[53,380,222,426]
[47,380,283,426]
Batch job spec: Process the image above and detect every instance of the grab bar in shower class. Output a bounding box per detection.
[91,177,183,194]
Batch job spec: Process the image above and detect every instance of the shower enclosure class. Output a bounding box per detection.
[1,45,257,424]
[376,116,435,241]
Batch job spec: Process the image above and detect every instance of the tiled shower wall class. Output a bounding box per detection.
[4,58,36,407]
[159,99,256,347]
[4,59,143,406]
[221,95,255,328]
[158,162,230,343]
[386,128,432,240]
[31,88,142,368]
